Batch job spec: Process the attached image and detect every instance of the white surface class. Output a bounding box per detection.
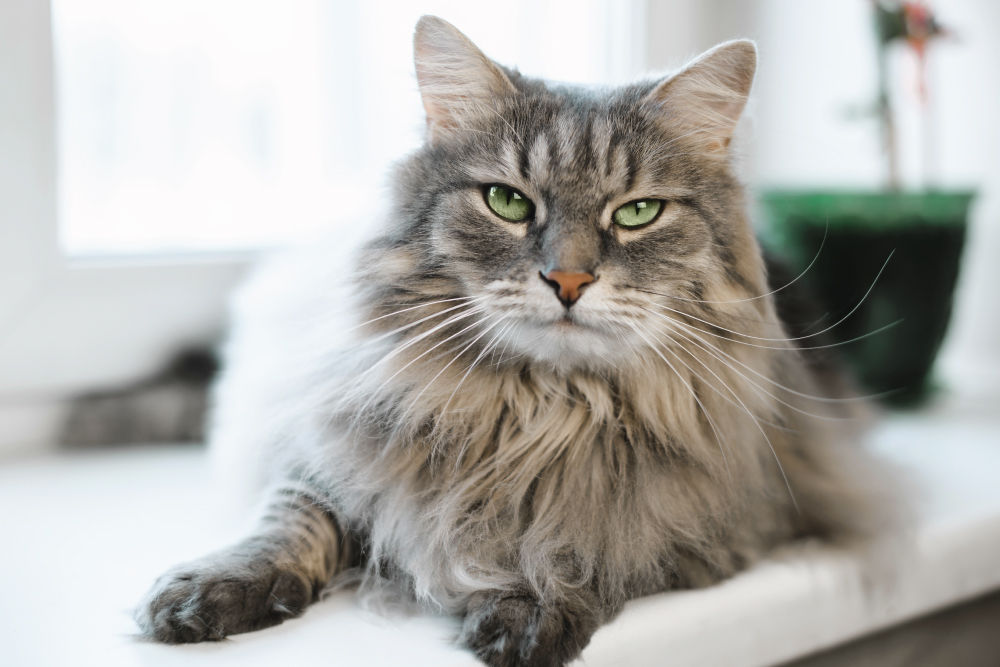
[2,391,999,667]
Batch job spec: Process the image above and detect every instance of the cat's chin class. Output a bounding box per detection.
[505,318,634,371]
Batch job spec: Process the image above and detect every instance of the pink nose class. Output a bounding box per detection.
[540,270,596,307]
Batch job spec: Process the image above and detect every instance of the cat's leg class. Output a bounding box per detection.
[136,483,352,643]
[460,587,607,667]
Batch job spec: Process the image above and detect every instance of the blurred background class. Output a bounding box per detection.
[1,0,998,455]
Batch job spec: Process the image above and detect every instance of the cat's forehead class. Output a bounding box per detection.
[520,109,627,190]
[505,68,655,107]
[462,81,676,200]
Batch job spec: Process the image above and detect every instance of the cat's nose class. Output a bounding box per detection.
[540,269,596,308]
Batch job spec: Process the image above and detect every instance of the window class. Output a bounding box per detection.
[53,0,641,254]
[4,0,995,454]
[0,0,642,451]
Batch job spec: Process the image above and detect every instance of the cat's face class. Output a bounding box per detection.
[419,86,740,368]
[375,18,762,371]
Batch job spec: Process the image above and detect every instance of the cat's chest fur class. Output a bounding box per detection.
[325,358,777,608]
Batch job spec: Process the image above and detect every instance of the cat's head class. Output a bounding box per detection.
[370,16,766,371]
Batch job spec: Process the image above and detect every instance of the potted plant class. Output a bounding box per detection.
[759,0,974,406]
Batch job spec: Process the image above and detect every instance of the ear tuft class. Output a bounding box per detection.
[413,16,517,144]
[643,39,757,153]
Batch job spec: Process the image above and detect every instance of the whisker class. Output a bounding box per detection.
[354,307,491,417]
[352,297,488,349]
[350,304,487,383]
[647,309,850,424]
[289,293,479,333]
[411,314,508,414]
[486,320,517,368]
[316,304,489,434]
[627,320,731,479]
[636,318,791,431]
[654,310,895,404]
[635,221,830,305]
[636,250,895,346]
[642,303,901,352]
[636,319,798,509]
[349,295,482,332]
[301,299,488,369]
[493,320,520,367]
[436,319,515,462]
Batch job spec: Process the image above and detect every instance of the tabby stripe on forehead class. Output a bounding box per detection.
[517,126,539,179]
[576,113,597,171]
[544,130,561,172]
[623,144,639,193]
[604,132,638,192]
[604,131,619,178]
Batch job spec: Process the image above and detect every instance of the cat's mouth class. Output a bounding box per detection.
[546,315,624,347]
[549,310,593,331]
[505,312,626,368]
[513,310,598,336]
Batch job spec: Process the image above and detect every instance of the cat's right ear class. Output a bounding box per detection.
[413,16,517,144]
[643,40,757,153]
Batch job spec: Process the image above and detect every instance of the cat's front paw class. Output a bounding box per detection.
[461,591,599,667]
[136,550,313,643]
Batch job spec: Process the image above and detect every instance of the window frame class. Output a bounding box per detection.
[1,1,250,452]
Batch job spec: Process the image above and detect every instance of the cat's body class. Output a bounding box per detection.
[138,17,896,666]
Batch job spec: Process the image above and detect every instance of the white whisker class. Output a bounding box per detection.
[636,250,896,346]
[411,314,508,414]
[627,319,731,479]
[350,295,483,332]
[656,309,889,404]
[648,222,829,305]
[353,306,491,418]
[635,317,797,509]
[642,307,852,423]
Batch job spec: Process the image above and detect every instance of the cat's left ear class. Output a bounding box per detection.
[643,40,757,153]
[413,16,518,144]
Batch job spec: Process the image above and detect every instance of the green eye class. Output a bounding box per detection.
[484,184,534,222]
[613,199,664,228]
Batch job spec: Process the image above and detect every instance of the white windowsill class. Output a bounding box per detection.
[2,387,999,667]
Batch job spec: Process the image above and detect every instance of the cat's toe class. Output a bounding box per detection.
[136,560,312,643]
[461,591,598,667]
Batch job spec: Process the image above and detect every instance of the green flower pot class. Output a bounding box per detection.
[759,189,974,406]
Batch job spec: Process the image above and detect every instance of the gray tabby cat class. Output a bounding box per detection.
[137,16,897,666]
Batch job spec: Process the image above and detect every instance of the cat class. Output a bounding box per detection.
[61,348,216,448]
[136,16,900,667]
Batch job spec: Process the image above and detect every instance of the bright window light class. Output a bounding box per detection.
[52,0,632,256]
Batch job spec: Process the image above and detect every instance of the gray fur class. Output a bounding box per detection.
[137,16,901,666]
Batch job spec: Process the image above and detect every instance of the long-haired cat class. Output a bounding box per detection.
[137,16,897,666]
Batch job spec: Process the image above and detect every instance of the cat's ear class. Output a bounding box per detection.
[643,40,757,153]
[413,16,518,144]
